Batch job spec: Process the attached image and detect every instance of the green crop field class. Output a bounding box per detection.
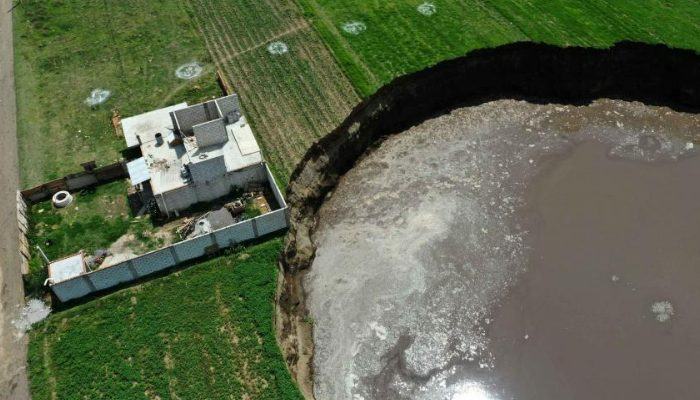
[185,0,359,181]
[13,0,221,187]
[298,0,700,96]
[28,239,303,400]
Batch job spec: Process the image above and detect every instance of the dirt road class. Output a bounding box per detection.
[0,0,30,399]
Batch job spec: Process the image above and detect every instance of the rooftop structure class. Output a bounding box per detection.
[48,252,86,284]
[121,102,187,148]
[121,95,266,215]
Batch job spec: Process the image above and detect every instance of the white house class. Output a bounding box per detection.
[121,95,272,216]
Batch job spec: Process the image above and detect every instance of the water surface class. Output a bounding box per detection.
[305,99,700,400]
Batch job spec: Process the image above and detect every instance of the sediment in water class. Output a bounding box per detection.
[275,42,700,398]
[305,99,700,399]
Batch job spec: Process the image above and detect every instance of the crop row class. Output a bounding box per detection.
[186,0,359,182]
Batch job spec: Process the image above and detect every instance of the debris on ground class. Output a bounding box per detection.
[11,299,51,334]
[85,249,112,270]
[181,189,272,239]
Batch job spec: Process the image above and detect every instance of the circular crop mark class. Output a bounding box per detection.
[417,2,437,16]
[342,21,367,35]
[84,88,111,107]
[267,41,289,55]
[175,62,203,80]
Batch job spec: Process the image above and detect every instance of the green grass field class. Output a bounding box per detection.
[25,181,131,295]
[13,0,221,187]
[299,0,700,96]
[28,181,132,261]
[28,239,303,400]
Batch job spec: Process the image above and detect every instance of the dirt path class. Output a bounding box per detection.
[0,1,30,399]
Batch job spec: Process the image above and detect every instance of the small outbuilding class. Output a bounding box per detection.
[47,252,86,285]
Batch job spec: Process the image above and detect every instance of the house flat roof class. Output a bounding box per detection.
[49,253,85,283]
[232,118,261,156]
[121,102,188,148]
[125,101,264,196]
[184,116,262,173]
[142,134,189,194]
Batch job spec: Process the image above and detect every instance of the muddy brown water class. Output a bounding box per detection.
[489,140,700,400]
[305,99,700,400]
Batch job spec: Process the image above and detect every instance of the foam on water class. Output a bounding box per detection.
[451,381,499,400]
[651,301,674,322]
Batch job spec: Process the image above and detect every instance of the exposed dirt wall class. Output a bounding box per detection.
[275,41,700,397]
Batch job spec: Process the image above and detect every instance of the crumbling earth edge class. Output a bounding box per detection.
[274,41,700,399]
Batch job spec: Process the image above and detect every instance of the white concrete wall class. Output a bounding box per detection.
[255,208,288,236]
[51,204,289,303]
[158,163,268,214]
[193,119,227,147]
[172,104,208,135]
[265,164,287,208]
[189,155,227,183]
[193,176,231,203]
[157,185,197,214]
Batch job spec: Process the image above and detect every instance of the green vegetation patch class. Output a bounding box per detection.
[25,180,169,296]
[25,181,130,294]
[298,0,700,96]
[13,0,221,187]
[28,239,302,400]
[28,181,132,261]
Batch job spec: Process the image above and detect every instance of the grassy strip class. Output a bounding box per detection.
[28,238,303,400]
[13,0,221,187]
[298,0,700,97]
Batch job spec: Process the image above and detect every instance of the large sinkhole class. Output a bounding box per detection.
[303,99,700,400]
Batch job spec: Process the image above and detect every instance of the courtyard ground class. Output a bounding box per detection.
[23,180,174,296]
